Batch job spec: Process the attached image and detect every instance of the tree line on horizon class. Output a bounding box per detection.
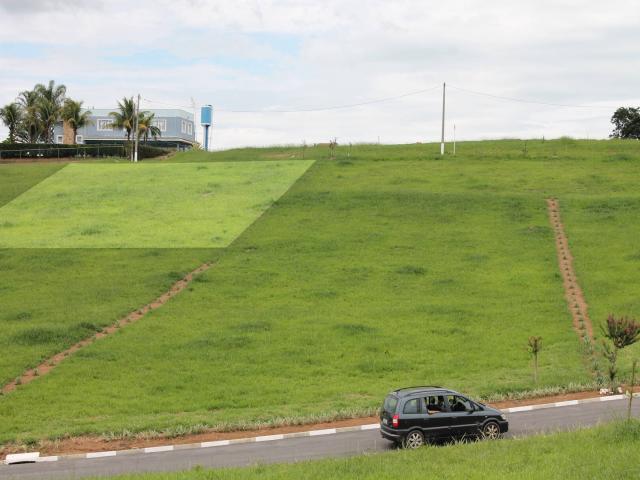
[0,80,162,145]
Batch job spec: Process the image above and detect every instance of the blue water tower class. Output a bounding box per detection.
[200,105,213,151]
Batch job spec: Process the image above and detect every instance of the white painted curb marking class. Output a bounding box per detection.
[37,456,59,463]
[361,424,380,430]
[144,446,174,453]
[255,434,284,442]
[308,428,337,436]
[86,451,117,459]
[506,406,533,413]
[5,452,40,464]
[201,440,230,448]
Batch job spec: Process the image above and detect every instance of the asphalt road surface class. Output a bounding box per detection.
[2,398,638,480]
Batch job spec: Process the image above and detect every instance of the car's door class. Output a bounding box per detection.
[399,397,424,431]
[421,395,453,438]
[445,395,483,436]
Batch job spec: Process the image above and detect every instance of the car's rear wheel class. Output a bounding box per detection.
[482,421,501,440]
[403,430,425,449]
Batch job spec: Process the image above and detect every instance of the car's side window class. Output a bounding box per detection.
[425,395,446,414]
[403,398,421,414]
[447,395,473,412]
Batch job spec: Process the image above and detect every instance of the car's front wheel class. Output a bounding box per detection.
[403,430,425,449]
[481,421,501,440]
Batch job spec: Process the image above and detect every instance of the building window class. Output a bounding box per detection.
[181,120,193,135]
[76,135,84,144]
[97,119,114,131]
[56,135,63,144]
[152,119,167,132]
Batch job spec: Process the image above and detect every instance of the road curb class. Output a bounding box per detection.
[2,393,637,465]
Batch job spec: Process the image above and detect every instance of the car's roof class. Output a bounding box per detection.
[391,386,455,397]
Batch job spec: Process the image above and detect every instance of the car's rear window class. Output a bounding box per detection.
[383,395,398,413]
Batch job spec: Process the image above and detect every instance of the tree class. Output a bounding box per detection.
[610,107,640,139]
[137,111,161,143]
[527,336,542,384]
[0,103,22,143]
[109,97,136,141]
[34,80,66,143]
[35,80,67,108]
[17,89,42,143]
[601,314,640,387]
[36,99,59,144]
[61,99,92,144]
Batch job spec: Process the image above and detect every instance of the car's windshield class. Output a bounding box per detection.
[383,395,398,413]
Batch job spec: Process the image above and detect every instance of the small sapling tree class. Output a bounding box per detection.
[328,137,338,159]
[601,314,640,389]
[527,336,542,384]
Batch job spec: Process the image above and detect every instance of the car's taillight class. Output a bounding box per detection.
[392,414,399,428]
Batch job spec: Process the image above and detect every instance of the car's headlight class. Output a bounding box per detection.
[499,414,507,421]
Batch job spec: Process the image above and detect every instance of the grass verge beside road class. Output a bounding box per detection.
[92,421,640,480]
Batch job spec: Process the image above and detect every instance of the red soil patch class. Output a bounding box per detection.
[1,262,213,396]
[546,198,594,340]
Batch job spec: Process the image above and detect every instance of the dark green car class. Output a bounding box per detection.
[379,386,508,448]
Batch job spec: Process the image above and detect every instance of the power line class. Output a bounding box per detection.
[143,84,621,117]
[143,85,441,114]
[448,85,617,109]
[219,85,442,113]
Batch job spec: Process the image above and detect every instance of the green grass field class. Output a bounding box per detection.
[0,163,65,205]
[92,421,640,480]
[0,161,312,248]
[0,139,639,445]
[0,248,218,385]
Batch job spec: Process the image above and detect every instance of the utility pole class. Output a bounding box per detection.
[440,82,446,156]
[133,93,140,163]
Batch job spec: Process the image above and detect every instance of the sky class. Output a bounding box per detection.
[1,0,639,149]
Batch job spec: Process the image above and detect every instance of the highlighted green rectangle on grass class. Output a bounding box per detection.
[0,161,313,248]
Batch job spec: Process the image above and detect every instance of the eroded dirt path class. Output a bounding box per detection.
[1,262,213,395]
[546,198,593,340]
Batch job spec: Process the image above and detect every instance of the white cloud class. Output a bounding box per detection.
[1,0,639,148]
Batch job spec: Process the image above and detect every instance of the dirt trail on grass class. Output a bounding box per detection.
[0,262,213,396]
[546,198,593,340]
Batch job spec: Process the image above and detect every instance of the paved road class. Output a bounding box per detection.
[2,398,638,479]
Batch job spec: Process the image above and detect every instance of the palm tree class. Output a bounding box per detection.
[109,97,136,141]
[0,103,22,143]
[37,99,59,144]
[17,89,42,143]
[34,80,66,142]
[137,111,162,143]
[35,80,66,109]
[61,99,92,144]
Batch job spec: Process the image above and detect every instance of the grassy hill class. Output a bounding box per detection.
[0,139,639,445]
